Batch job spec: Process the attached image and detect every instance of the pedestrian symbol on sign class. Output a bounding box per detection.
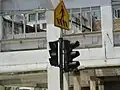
[54,1,69,30]
[60,5,64,20]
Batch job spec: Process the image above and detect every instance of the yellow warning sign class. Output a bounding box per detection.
[54,1,69,30]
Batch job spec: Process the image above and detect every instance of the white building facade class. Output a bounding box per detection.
[0,0,120,90]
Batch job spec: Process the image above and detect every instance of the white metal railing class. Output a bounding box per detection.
[114,31,120,46]
[63,32,102,48]
[1,37,47,51]
[1,32,102,51]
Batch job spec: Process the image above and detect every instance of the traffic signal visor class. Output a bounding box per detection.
[49,40,59,67]
[64,40,80,72]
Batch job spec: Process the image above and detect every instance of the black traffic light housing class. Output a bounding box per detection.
[49,40,59,67]
[64,40,80,72]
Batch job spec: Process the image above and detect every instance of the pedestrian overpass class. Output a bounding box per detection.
[1,0,120,90]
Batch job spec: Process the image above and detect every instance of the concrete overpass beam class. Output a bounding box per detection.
[90,77,96,90]
[73,72,81,90]
[63,73,69,90]
[0,85,5,90]
[98,80,104,90]
[34,88,42,90]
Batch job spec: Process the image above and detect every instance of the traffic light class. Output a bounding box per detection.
[64,40,80,72]
[49,40,59,67]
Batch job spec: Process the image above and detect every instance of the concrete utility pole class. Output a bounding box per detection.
[47,0,70,90]
[47,0,62,90]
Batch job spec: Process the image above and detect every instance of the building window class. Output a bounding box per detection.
[42,23,47,29]
[14,23,23,34]
[37,24,42,32]
[38,13,45,20]
[112,0,120,46]
[64,6,101,34]
[3,18,12,39]
[114,9,120,18]
[29,13,36,21]
[112,2,120,31]
[26,24,35,33]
